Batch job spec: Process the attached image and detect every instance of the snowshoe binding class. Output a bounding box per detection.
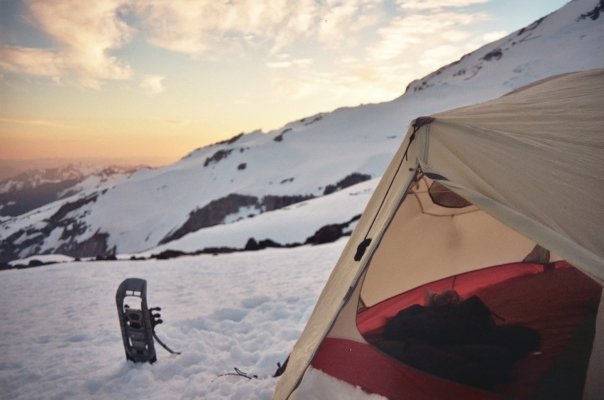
[116,278,181,363]
[116,278,157,363]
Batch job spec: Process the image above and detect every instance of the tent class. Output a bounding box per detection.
[273,69,604,400]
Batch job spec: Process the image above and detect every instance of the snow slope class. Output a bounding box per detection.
[1,0,602,263]
[142,178,377,256]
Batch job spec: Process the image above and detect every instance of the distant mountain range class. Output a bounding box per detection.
[1,0,603,264]
[0,164,137,218]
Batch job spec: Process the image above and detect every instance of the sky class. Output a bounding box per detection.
[0,0,569,165]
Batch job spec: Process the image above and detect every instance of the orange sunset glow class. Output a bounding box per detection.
[1,0,568,166]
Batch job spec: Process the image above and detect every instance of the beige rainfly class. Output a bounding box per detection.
[273,69,604,399]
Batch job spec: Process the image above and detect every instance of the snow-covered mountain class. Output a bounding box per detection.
[0,164,137,218]
[1,0,603,264]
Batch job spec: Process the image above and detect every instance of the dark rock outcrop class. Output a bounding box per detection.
[578,0,603,21]
[161,193,315,245]
[219,132,244,145]
[55,231,113,259]
[161,193,258,244]
[261,194,313,212]
[323,173,371,195]
[48,194,98,224]
[0,194,106,263]
[153,249,188,260]
[304,115,323,126]
[244,238,283,251]
[518,17,546,36]
[306,224,344,245]
[274,128,292,142]
[305,214,361,245]
[204,149,234,167]
[482,48,503,61]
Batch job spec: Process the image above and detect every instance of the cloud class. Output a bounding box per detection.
[133,0,295,55]
[266,57,313,69]
[152,118,190,128]
[139,74,165,95]
[397,0,490,11]
[266,61,293,69]
[1,0,502,106]
[1,0,133,88]
[3,0,350,88]
[316,2,365,46]
[293,58,313,68]
[267,2,495,105]
[270,58,412,105]
[133,0,385,56]
[369,11,489,62]
[418,44,466,70]
[0,47,63,77]
[0,117,75,129]
[482,30,508,42]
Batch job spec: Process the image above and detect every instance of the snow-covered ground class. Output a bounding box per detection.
[0,240,367,400]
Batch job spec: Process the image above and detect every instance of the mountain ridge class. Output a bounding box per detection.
[0,164,138,218]
[1,0,603,263]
